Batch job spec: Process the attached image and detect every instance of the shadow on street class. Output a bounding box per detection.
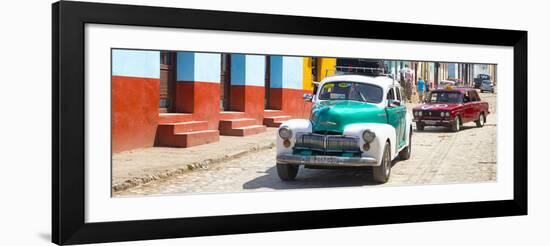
[413,124,479,133]
[243,160,402,190]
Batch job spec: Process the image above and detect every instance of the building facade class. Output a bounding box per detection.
[112,49,336,152]
[112,50,161,152]
[385,60,497,88]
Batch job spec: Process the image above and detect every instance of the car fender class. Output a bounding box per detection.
[276,119,312,155]
[343,123,397,165]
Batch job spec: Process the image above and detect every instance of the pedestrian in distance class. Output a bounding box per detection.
[426,80,431,92]
[417,77,425,102]
[400,64,414,102]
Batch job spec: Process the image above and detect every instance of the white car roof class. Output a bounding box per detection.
[320,74,397,89]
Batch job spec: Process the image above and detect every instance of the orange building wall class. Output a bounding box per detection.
[270,88,312,119]
[175,81,221,130]
[112,75,160,152]
[230,85,265,124]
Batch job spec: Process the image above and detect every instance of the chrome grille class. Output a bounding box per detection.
[423,110,439,116]
[295,133,360,152]
[299,133,325,150]
[422,110,443,118]
[326,136,360,152]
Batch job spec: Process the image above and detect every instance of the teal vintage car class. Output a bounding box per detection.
[276,74,412,183]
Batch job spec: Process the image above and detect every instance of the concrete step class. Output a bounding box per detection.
[220,125,267,136]
[157,130,220,148]
[219,118,258,130]
[158,113,193,124]
[158,121,209,134]
[263,109,286,118]
[263,115,292,127]
[219,111,246,120]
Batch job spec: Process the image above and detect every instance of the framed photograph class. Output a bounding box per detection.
[52,1,527,245]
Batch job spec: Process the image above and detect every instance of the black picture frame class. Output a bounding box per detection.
[52,1,527,245]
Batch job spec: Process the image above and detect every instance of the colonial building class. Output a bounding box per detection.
[112,49,336,152]
[384,60,497,88]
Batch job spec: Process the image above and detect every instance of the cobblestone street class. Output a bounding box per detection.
[115,92,497,197]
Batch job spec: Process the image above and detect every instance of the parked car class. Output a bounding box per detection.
[276,75,412,183]
[474,74,491,88]
[480,80,495,93]
[438,80,456,88]
[413,87,489,132]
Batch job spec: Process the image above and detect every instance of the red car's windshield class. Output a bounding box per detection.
[428,91,463,103]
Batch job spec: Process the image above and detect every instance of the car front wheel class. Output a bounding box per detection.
[451,116,461,132]
[372,141,391,183]
[276,163,299,181]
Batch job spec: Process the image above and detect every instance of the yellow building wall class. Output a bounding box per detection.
[317,58,336,81]
[303,57,313,91]
[303,57,337,91]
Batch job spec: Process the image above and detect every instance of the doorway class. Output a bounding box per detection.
[159,51,176,113]
[220,54,231,111]
[264,56,271,109]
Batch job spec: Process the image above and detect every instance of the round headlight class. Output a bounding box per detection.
[278,127,292,140]
[362,130,376,143]
[446,112,450,117]
[414,111,418,116]
[419,111,423,116]
[440,112,445,117]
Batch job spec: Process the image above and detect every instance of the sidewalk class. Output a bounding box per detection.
[112,128,277,192]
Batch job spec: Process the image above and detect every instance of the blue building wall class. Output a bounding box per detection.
[245,55,266,86]
[231,54,266,86]
[448,63,457,78]
[270,56,303,89]
[176,52,221,83]
[112,49,160,79]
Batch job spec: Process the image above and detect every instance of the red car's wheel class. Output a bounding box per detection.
[451,116,461,132]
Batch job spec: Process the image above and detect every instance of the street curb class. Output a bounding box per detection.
[112,142,276,193]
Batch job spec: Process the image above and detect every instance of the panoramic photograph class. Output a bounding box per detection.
[111,49,497,197]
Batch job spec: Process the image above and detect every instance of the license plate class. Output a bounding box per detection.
[314,156,339,164]
[424,120,438,125]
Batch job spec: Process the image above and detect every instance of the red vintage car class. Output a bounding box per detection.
[413,87,489,132]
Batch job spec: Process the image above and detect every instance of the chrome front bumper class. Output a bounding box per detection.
[277,154,379,167]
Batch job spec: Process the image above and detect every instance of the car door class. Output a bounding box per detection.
[469,90,482,119]
[385,87,405,149]
[395,87,407,148]
[462,91,476,122]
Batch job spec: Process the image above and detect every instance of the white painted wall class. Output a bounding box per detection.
[474,64,490,77]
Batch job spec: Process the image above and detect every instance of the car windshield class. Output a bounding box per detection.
[318,81,383,103]
[428,91,463,103]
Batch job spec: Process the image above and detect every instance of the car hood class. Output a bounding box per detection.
[310,100,386,134]
[413,103,462,111]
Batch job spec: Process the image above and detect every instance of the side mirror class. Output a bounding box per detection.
[303,93,313,102]
[388,100,401,107]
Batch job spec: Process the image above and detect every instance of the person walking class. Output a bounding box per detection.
[426,80,431,93]
[400,64,414,102]
[417,77,426,102]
